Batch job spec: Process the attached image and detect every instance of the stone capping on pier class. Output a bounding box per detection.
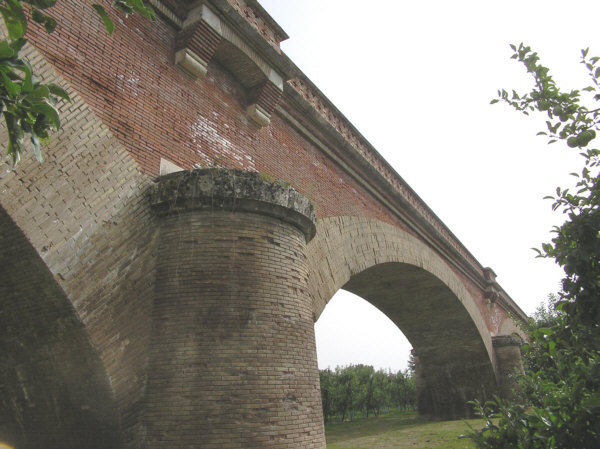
[492,334,524,348]
[149,168,317,242]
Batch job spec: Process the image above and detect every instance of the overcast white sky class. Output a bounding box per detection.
[259,0,600,372]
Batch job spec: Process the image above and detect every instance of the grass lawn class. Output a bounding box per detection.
[325,410,484,449]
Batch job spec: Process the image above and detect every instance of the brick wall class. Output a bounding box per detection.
[0,208,119,449]
[0,1,528,445]
[0,40,158,448]
[22,0,403,225]
[20,0,513,314]
[19,0,504,305]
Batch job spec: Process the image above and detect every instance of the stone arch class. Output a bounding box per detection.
[0,206,120,449]
[307,216,499,418]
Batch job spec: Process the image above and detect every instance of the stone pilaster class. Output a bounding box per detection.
[493,334,524,399]
[143,169,325,448]
[412,349,496,420]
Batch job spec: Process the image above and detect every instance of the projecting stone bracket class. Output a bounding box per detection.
[174,48,208,78]
[174,2,285,127]
[483,266,501,303]
[246,103,271,127]
[485,285,500,303]
[174,4,222,78]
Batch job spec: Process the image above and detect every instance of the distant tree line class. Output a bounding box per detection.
[319,364,416,424]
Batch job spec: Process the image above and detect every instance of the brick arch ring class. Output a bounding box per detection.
[308,216,491,356]
[306,216,513,419]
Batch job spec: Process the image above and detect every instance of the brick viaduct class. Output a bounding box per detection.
[0,1,527,448]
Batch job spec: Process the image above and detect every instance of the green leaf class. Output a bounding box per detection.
[47,83,70,101]
[0,0,28,40]
[32,101,60,129]
[26,0,58,9]
[92,4,114,35]
[0,40,15,59]
[582,393,600,409]
[17,59,34,93]
[24,85,50,100]
[537,327,554,337]
[1,71,21,97]
[30,132,42,162]
[9,38,27,53]
[114,0,134,16]
[126,0,155,21]
[4,111,24,164]
[31,8,56,33]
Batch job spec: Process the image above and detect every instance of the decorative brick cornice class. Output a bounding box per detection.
[281,76,528,322]
[223,0,288,52]
[283,78,483,280]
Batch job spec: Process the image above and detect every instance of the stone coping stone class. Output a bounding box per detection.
[150,168,316,241]
[492,334,524,347]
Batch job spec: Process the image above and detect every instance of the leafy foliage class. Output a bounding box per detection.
[319,364,416,424]
[0,0,154,164]
[464,44,600,448]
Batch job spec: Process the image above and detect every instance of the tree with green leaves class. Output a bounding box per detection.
[0,0,154,164]
[465,44,600,449]
[320,368,334,424]
[319,365,416,424]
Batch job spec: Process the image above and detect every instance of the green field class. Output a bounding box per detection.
[325,411,483,449]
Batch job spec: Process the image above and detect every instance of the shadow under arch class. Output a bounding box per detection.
[307,216,499,419]
[0,206,120,449]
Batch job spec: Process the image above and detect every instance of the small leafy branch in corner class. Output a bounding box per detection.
[492,43,600,152]
[492,43,600,325]
[0,0,154,164]
[463,44,600,449]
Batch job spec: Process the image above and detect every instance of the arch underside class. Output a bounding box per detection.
[0,207,119,449]
[344,263,495,418]
[308,216,499,418]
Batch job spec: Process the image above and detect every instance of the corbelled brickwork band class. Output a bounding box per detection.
[144,169,325,448]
